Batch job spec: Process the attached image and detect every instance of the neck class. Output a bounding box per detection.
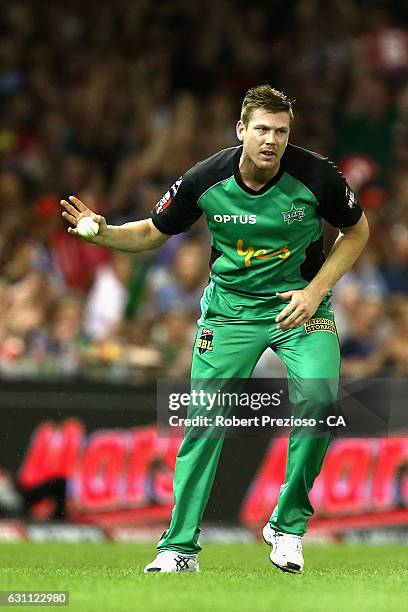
[239,150,280,191]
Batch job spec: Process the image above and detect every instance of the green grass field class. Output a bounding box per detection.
[0,542,407,611]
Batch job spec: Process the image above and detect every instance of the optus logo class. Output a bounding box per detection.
[236,239,290,267]
[213,214,256,224]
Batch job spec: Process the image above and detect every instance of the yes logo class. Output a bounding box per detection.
[236,240,290,268]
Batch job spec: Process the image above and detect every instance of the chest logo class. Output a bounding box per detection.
[282,203,305,224]
[236,240,290,268]
[213,214,256,224]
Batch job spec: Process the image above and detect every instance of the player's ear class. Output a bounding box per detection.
[236,120,245,142]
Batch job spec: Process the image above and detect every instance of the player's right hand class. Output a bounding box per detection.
[60,195,108,242]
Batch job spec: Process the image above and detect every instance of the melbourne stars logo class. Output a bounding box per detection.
[282,203,306,225]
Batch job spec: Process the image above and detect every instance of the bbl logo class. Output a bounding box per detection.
[197,328,214,354]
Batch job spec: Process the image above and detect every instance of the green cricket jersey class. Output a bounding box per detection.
[151,144,363,297]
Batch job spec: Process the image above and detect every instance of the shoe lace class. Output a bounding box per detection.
[293,536,302,554]
[274,531,302,554]
[175,555,191,571]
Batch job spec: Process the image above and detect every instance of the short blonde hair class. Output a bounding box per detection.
[241,84,294,126]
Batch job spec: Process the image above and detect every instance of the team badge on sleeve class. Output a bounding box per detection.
[197,328,214,354]
[155,177,182,214]
[345,185,358,209]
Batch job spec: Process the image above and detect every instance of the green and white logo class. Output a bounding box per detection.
[282,203,305,225]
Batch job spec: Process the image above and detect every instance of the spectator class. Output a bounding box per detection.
[382,298,408,377]
[84,251,135,340]
[340,295,387,377]
[380,224,408,295]
[147,240,209,318]
[0,1,407,382]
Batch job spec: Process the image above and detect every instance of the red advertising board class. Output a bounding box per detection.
[14,417,408,535]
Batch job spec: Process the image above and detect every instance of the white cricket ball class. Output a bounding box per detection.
[76,216,99,239]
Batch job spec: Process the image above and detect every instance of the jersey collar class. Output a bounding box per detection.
[233,145,286,195]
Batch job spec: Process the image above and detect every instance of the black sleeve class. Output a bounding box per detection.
[150,169,203,235]
[318,161,363,228]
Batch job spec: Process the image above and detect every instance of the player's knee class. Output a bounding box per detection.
[296,379,338,414]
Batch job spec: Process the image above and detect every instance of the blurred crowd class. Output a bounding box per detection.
[0,0,407,383]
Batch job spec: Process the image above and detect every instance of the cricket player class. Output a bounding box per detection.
[61,85,369,574]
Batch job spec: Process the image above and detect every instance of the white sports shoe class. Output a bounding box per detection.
[144,550,199,573]
[263,523,304,574]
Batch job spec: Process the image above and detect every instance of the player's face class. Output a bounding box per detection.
[236,109,290,171]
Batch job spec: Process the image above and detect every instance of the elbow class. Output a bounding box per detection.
[361,213,370,245]
[342,213,370,245]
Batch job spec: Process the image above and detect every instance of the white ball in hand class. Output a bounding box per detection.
[76,216,99,239]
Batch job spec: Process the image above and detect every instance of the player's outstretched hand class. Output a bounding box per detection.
[275,289,321,331]
[60,196,108,243]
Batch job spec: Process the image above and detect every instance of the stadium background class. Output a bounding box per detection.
[0,0,407,545]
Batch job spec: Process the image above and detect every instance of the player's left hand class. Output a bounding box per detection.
[275,289,321,331]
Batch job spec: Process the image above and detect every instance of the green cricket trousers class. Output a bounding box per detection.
[158,282,340,554]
